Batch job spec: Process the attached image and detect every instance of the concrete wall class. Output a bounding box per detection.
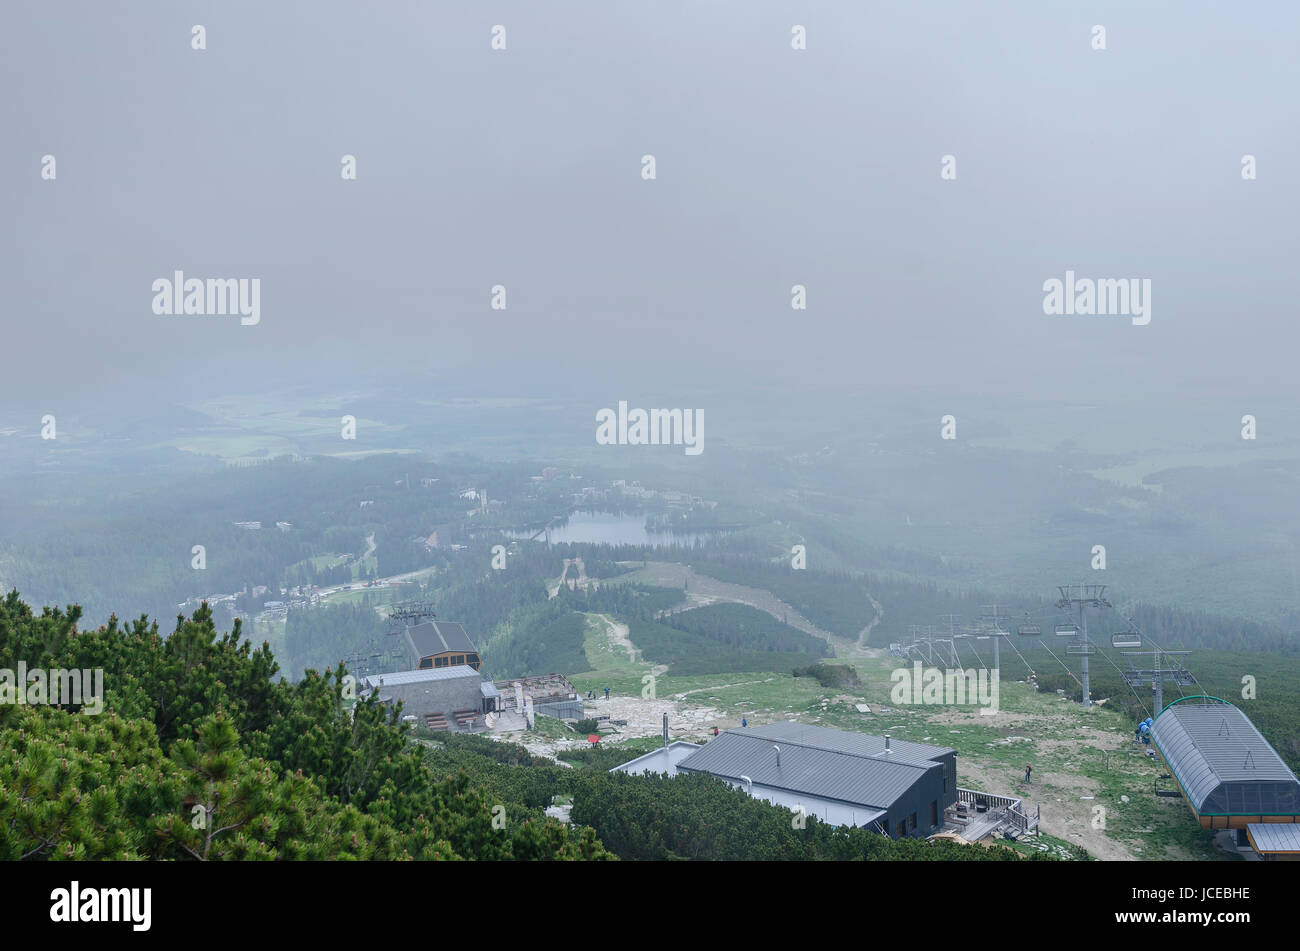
[536,699,585,720]
[381,674,483,718]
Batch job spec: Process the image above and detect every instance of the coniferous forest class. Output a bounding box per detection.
[1,589,1062,861]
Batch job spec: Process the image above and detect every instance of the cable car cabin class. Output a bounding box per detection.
[1055,623,1080,637]
[1111,632,1141,648]
[1018,624,1041,636]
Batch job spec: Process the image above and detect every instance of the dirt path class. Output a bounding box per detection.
[600,612,638,666]
[673,678,776,698]
[593,612,667,676]
[856,591,884,650]
[549,557,597,598]
[615,562,854,655]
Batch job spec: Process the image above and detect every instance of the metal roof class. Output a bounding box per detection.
[1150,699,1300,815]
[743,721,955,768]
[403,620,476,659]
[480,681,502,698]
[1247,823,1300,854]
[610,740,890,828]
[676,727,942,810]
[363,665,480,688]
[612,742,704,778]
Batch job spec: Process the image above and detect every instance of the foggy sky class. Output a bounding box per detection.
[2,1,1298,409]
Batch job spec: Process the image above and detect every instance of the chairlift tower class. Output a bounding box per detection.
[344,650,370,679]
[900,625,957,666]
[902,625,929,663]
[926,626,959,667]
[941,614,978,666]
[1121,650,1195,713]
[980,604,1014,673]
[387,601,437,634]
[1055,584,1111,708]
[937,637,959,667]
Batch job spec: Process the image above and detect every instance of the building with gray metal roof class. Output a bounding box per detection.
[364,666,480,688]
[1246,823,1300,860]
[1149,696,1300,836]
[402,619,480,671]
[670,721,957,838]
[613,742,703,778]
[362,664,496,730]
[742,720,957,768]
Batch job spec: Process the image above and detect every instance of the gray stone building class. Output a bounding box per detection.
[363,665,498,731]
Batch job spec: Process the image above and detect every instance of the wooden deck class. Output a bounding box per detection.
[946,787,1040,841]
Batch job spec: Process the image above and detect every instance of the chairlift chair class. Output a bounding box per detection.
[1055,623,1081,637]
[1111,632,1141,649]
[1018,624,1041,636]
[1154,774,1180,799]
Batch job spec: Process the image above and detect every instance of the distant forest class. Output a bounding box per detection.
[4,449,1296,769]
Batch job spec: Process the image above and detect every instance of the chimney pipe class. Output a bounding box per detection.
[774,744,781,768]
[662,713,669,749]
[885,734,891,752]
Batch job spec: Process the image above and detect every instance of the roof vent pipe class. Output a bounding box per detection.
[774,745,781,768]
[885,734,891,752]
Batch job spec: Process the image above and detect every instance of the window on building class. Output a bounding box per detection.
[418,658,432,670]
[896,820,906,838]
[908,812,917,831]
[453,655,464,665]
[930,801,938,827]
[434,656,447,668]
[466,653,480,667]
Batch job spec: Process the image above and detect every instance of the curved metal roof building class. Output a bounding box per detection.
[1149,696,1300,830]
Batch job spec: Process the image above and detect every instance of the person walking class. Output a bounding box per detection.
[604,686,610,700]
[1025,764,1032,783]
